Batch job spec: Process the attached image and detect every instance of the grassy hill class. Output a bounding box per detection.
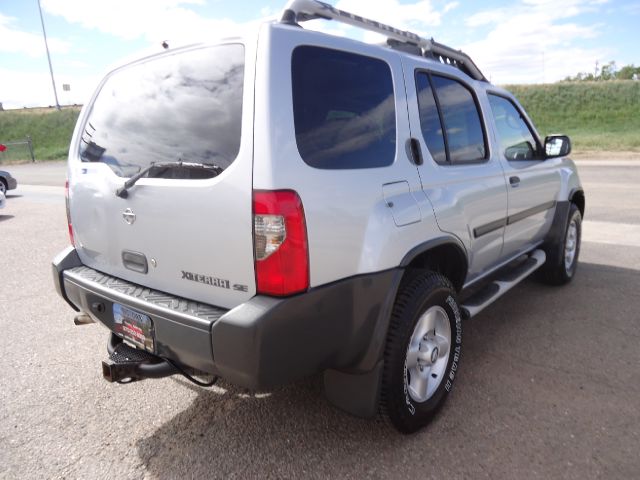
[506,80,640,151]
[0,107,80,162]
[0,81,638,162]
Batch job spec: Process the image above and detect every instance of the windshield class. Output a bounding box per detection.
[80,44,245,178]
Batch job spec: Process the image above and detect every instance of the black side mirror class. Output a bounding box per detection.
[544,135,571,158]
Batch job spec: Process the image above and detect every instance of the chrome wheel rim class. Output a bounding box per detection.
[0,182,5,195]
[564,219,578,271]
[405,306,451,403]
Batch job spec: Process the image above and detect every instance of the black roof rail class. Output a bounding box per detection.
[280,0,487,82]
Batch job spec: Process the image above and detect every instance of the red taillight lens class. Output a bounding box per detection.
[253,190,309,296]
[65,179,75,246]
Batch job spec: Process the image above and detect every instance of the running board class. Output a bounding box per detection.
[461,249,546,319]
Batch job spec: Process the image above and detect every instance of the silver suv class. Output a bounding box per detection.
[52,0,584,433]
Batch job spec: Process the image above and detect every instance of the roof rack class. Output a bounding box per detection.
[280,0,487,82]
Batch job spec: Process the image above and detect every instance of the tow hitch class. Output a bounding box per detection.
[102,334,177,383]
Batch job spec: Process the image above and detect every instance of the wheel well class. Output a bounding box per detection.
[0,177,7,189]
[402,243,467,292]
[571,190,585,217]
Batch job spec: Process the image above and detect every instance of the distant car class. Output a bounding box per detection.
[0,170,18,195]
[0,191,5,209]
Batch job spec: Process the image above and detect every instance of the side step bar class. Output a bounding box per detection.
[461,249,546,319]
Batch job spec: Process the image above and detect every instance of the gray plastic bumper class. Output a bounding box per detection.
[52,248,400,397]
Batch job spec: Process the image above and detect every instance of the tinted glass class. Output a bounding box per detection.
[292,46,396,169]
[80,44,244,177]
[488,94,540,161]
[431,75,486,164]
[416,73,447,164]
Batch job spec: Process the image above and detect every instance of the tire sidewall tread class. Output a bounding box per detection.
[380,271,462,434]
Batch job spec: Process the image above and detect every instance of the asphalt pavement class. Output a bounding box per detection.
[0,158,639,479]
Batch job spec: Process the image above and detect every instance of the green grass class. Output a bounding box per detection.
[505,81,640,152]
[0,81,638,161]
[0,107,80,162]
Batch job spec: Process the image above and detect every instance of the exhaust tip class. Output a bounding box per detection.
[74,314,95,325]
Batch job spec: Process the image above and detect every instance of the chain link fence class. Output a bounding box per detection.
[0,136,35,164]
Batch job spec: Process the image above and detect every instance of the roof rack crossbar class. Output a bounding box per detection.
[280,0,487,82]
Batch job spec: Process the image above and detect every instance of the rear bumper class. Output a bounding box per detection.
[7,177,17,190]
[52,247,400,391]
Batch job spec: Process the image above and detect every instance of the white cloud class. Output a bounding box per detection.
[463,0,610,83]
[336,0,444,33]
[303,0,457,46]
[41,0,252,46]
[0,13,71,57]
[0,68,100,108]
[443,2,460,14]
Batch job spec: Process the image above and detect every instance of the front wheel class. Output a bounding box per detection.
[380,272,462,434]
[540,203,582,285]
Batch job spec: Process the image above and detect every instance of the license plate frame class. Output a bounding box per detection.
[113,303,155,352]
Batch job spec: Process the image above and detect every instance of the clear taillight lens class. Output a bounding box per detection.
[254,214,286,260]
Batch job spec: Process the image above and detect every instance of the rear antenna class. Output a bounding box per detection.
[161,40,169,50]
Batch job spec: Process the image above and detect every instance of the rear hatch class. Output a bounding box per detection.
[68,43,255,309]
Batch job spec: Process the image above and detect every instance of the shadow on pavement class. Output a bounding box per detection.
[0,214,15,222]
[136,261,640,479]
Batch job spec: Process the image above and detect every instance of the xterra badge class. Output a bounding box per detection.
[181,270,248,292]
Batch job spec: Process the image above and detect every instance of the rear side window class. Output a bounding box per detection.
[292,46,396,169]
[80,44,244,178]
[488,94,541,161]
[415,72,487,164]
[415,74,446,164]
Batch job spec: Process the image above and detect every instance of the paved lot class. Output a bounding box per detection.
[1,158,639,479]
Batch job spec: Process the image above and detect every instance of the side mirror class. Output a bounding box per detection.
[544,135,571,158]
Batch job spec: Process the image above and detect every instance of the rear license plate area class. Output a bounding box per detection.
[113,303,155,352]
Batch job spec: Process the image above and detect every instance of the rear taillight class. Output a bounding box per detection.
[253,190,308,296]
[65,179,75,246]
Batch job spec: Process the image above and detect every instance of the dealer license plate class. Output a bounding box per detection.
[113,303,155,352]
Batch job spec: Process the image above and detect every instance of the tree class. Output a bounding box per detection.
[618,64,640,80]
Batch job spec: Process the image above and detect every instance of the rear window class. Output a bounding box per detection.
[291,46,396,169]
[80,44,244,178]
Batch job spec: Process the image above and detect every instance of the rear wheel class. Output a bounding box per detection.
[380,272,462,434]
[540,203,582,285]
[0,179,6,195]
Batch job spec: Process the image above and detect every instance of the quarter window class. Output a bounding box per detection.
[292,46,396,169]
[415,73,447,164]
[488,94,540,161]
[415,72,487,164]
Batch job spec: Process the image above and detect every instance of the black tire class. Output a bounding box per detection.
[540,203,582,285]
[380,271,462,434]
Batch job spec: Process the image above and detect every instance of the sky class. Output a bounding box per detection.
[0,0,638,109]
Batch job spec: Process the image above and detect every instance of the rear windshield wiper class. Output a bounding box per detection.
[115,161,223,198]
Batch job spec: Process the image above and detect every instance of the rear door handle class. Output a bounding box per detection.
[509,176,520,187]
[408,138,423,166]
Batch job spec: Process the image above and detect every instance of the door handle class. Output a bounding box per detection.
[509,176,520,187]
[408,138,423,166]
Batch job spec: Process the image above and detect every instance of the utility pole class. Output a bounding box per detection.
[37,0,60,110]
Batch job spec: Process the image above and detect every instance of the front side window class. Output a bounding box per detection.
[488,94,540,161]
[415,72,487,164]
[292,46,396,169]
[80,44,245,178]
